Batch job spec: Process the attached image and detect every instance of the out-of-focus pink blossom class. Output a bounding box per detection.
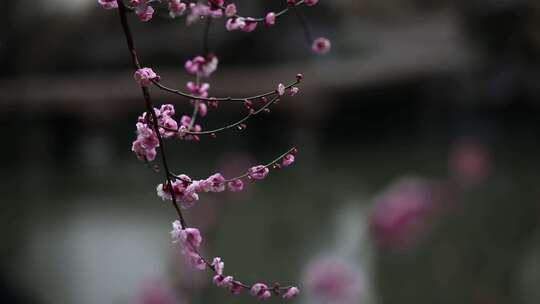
[312,37,331,54]
[289,86,300,96]
[187,251,206,270]
[138,280,176,304]
[303,257,364,304]
[98,0,118,10]
[248,165,269,180]
[305,0,319,6]
[168,0,187,18]
[185,55,219,77]
[369,177,437,250]
[449,140,493,187]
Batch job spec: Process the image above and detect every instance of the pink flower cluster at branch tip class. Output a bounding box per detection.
[134,67,160,87]
[283,286,300,299]
[312,37,331,54]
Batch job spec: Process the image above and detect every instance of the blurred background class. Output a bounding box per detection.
[2,0,540,303]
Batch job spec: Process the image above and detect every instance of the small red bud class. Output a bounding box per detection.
[291,148,299,155]
[296,73,304,81]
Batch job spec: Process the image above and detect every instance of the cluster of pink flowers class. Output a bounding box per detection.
[156,152,296,208]
[99,0,331,55]
[131,104,181,161]
[170,220,206,269]
[170,221,300,300]
[101,0,325,301]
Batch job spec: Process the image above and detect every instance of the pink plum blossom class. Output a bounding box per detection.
[250,283,271,300]
[312,37,331,54]
[226,17,246,31]
[224,4,237,17]
[265,12,276,26]
[98,0,118,10]
[132,122,159,161]
[229,281,243,294]
[156,175,200,209]
[248,165,269,180]
[277,83,286,96]
[305,0,319,6]
[282,154,295,167]
[241,18,258,32]
[211,257,224,275]
[168,0,187,18]
[187,81,210,98]
[227,179,244,192]
[135,4,155,22]
[185,55,219,78]
[134,67,159,87]
[187,251,206,270]
[283,287,300,299]
[206,173,226,192]
[289,86,300,96]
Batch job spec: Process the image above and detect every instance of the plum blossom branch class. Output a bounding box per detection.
[216,0,307,22]
[151,76,302,103]
[159,91,298,136]
[171,147,297,183]
[111,0,302,300]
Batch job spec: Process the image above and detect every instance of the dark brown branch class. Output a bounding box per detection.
[151,78,301,103]
[117,0,188,229]
[160,94,282,136]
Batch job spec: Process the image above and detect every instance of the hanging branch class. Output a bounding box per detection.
[99,0,330,301]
